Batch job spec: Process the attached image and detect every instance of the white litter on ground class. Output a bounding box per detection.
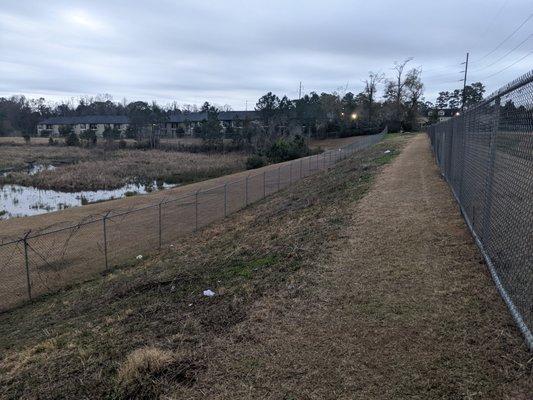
[384,150,391,154]
[203,289,216,297]
[136,255,143,260]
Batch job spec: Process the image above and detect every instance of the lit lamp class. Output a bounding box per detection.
[351,113,357,120]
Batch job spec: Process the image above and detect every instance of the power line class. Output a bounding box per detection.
[472,33,532,72]
[472,13,533,63]
[478,0,509,41]
[484,50,532,79]
[423,69,463,80]
[420,62,463,74]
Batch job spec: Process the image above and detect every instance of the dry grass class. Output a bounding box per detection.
[309,135,366,150]
[0,145,96,171]
[0,146,246,191]
[0,134,530,399]
[118,347,174,383]
[0,137,57,146]
[116,346,201,398]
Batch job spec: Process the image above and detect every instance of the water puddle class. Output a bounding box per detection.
[0,181,176,220]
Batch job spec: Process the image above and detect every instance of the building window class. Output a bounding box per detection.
[46,124,53,129]
[89,124,97,130]
[115,124,121,129]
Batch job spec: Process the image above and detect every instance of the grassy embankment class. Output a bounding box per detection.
[0,134,407,399]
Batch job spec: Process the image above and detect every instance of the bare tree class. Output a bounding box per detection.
[384,57,413,124]
[362,71,384,124]
[404,68,424,129]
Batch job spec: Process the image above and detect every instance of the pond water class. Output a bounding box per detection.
[0,181,176,220]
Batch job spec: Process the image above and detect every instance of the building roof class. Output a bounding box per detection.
[39,115,130,125]
[169,111,259,123]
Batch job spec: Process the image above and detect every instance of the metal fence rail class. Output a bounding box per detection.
[0,130,386,311]
[428,70,533,349]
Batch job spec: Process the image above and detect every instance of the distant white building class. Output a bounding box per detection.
[165,111,261,136]
[37,116,129,137]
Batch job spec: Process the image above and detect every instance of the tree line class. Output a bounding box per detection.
[0,58,488,138]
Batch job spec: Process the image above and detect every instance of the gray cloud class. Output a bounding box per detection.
[1,0,532,107]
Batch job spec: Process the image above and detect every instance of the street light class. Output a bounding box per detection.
[351,113,357,120]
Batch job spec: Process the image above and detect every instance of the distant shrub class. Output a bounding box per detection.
[48,137,56,146]
[65,132,80,147]
[80,130,97,146]
[125,127,137,139]
[246,154,266,170]
[22,133,31,144]
[58,125,73,137]
[266,135,309,163]
[118,139,127,149]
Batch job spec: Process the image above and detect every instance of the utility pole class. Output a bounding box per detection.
[298,81,302,100]
[461,52,469,113]
[245,100,248,111]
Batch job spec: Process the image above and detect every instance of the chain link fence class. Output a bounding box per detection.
[0,130,386,311]
[428,70,533,349]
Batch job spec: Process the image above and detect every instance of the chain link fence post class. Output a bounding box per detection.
[224,183,228,217]
[289,162,292,184]
[245,175,249,207]
[102,213,109,271]
[263,171,266,198]
[23,231,32,301]
[482,96,501,242]
[194,190,199,231]
[158,202,162,249]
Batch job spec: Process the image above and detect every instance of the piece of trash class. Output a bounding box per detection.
[203,289,215,297]
[170,285,175,292]
[384,150,391,154]
[188,303,193,307]
[170,244,174,248]
[136,255,143,260]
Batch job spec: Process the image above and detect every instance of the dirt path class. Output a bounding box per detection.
[173,134,532,399]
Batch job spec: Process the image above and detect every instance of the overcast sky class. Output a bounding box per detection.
[1,0,532,108]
